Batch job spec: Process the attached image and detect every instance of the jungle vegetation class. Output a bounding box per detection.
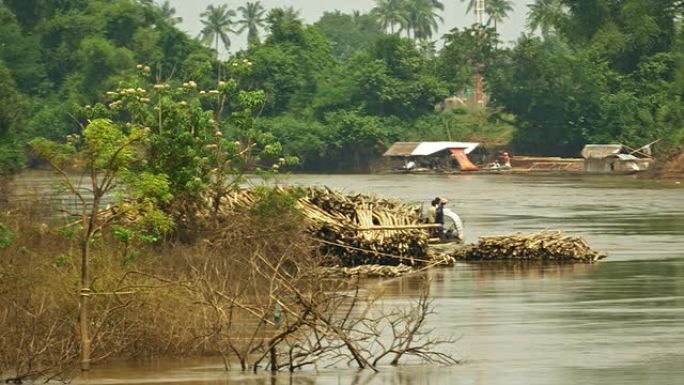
[0,0,682,173]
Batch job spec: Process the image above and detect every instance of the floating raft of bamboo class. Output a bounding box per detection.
[218,187,430,267]
[318,264,415,278]
[453,231,607,263]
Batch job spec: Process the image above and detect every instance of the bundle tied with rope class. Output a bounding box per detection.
[212,187,430,267]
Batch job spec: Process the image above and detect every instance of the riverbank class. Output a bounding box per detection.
[659,151,684,179]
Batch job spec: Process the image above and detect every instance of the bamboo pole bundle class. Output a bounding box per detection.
[210,187,430,267]
[455,231,607,263]
[318,264,414,278]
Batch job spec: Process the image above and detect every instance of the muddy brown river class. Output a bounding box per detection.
[16,173,684,384]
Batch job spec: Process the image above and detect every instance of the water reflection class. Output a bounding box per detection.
[78,361,461,385]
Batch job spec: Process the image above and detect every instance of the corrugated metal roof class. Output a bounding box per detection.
[615,154,638,160]
[413,142,479,155]
[383,141,479,157]
[581,144,623,159]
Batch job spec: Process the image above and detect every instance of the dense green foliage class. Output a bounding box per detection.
[488,0,684,155]
[0,0,213,171]
[0,0,682,173]
[0,61,26,172]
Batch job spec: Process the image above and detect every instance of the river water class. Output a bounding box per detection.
[17,172,684,384]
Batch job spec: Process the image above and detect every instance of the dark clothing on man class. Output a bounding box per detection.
[435,205,444,225]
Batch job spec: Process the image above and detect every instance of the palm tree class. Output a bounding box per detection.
[157,0,182,26]
[527,0,565,38]
[405,0,444,40]
[236,1,267,48]
[428,0,445,10]
[198,4,237,55]
[486,0,513,32]
[461,0,478,15]
[281,6,302,24]
[417,39,437,58]
[371,0,408,34]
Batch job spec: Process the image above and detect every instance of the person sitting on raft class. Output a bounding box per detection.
[435,198,448,239]
[501,152,512,169]
[426,197,442,237]
[427,197,439,224]
[486,160,501,169]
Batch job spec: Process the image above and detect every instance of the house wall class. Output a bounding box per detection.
[613,159,653,172]
[584,158,613,173]
[614,160,639,172]
[383,155,453,171]
[585,158,653,173]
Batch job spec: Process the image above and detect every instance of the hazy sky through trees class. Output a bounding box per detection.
[168,0,529,52]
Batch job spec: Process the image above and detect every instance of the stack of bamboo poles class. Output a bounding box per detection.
[216,187,430,267]
[454,231,607,263]
[319,264,414,278]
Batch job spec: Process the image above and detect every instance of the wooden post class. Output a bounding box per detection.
[79,230,92,371]
[269,346,277,372]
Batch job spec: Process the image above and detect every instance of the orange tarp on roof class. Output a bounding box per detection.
[449,148,480,171]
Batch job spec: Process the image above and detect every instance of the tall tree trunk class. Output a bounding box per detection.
[79,191,100,371]
[215,34,221,82]
[248,28,259,49]
[79,237,91,371]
